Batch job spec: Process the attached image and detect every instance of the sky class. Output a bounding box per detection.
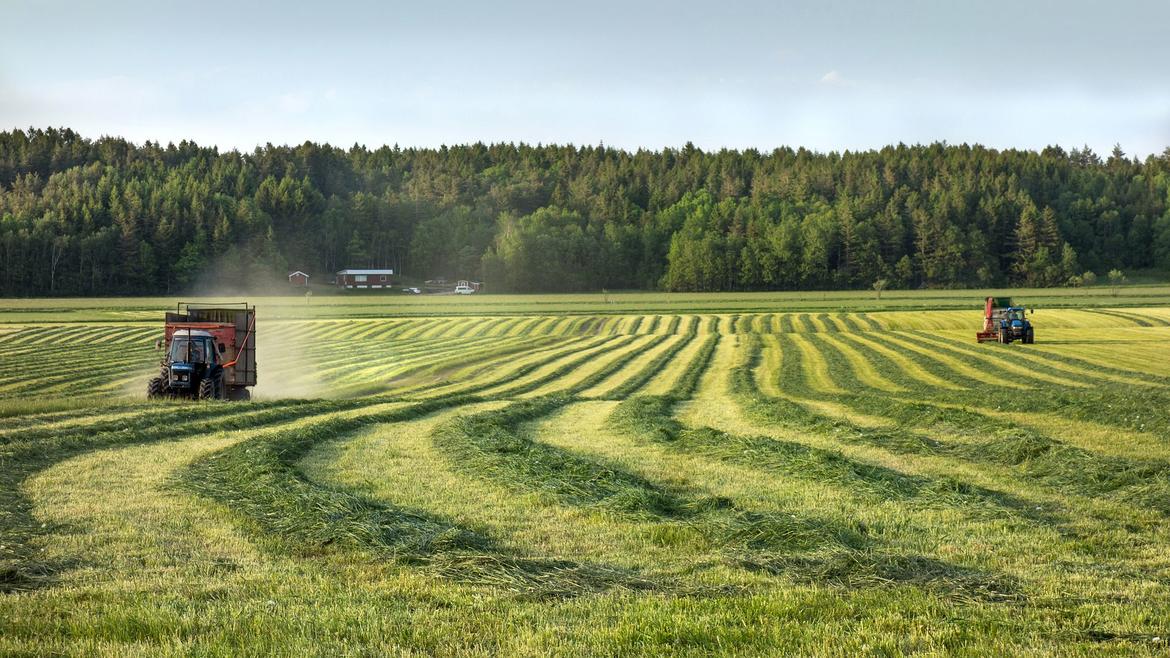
[2,0,1168,156]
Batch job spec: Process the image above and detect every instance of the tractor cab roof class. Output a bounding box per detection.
[172,329,214,338]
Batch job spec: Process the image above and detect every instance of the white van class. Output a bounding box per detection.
[454,284,474,295]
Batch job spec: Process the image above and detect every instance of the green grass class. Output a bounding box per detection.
[2,291,1170,655]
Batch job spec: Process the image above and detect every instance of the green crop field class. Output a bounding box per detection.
[2,289,1170,656]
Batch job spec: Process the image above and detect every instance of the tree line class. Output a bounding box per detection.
[1,127,1168,295]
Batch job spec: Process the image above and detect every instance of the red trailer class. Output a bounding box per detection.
[149,302,256,400]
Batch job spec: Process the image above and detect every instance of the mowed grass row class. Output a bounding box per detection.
[2,302,1169,655]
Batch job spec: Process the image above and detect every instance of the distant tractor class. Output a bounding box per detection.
[976,296,1035,344]
[148,303,257,400]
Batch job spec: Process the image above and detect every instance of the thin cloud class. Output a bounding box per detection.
[819,70,853,87]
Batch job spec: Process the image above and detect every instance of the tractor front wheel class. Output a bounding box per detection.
[1025,328,1035,344]
[147,376,164,399]
[198,376,223,401]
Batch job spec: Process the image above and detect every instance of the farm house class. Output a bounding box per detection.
[287,271,310,287]
[335,269,395,289]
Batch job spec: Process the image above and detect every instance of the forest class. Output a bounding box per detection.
[1,127,1168,295]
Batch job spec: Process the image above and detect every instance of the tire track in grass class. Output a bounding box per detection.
[184,398,656,598]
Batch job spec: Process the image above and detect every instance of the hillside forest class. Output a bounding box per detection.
[1,128,1169,295]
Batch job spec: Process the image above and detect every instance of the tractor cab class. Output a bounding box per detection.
[165,329,223,394]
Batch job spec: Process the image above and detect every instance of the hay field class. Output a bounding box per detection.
[2,292,1169,656]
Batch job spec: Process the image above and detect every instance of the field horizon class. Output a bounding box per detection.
[2,288,1169,656]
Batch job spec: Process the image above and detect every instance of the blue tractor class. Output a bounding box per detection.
[997,307,1034,344]
[977,297,1035,344]
[147,303,256,401]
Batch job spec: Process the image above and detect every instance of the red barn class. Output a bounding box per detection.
[288,271,310,287]
[336,269,395,289]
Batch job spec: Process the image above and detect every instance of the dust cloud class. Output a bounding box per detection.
[177,260,335,400]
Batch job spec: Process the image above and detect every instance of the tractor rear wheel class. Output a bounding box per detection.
[147,376,164,399]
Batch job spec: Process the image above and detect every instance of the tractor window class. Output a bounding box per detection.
[169,337,214,364]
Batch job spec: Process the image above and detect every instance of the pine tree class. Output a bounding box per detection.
[1013,202,1041,283]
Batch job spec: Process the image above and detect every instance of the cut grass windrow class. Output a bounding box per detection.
[486,335,642,398]
[861,330,1170,437]
[435,398,888,576]
[0,398,369,592]
[603,396,1017,598]
[181,397,657,598]
[432,396,685,517]
[600,333,698,400]
[739,334,1170,516]
[609,396,1029,511]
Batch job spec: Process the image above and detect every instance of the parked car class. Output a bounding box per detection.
[401,287,421,294]
[454,284,474,295]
